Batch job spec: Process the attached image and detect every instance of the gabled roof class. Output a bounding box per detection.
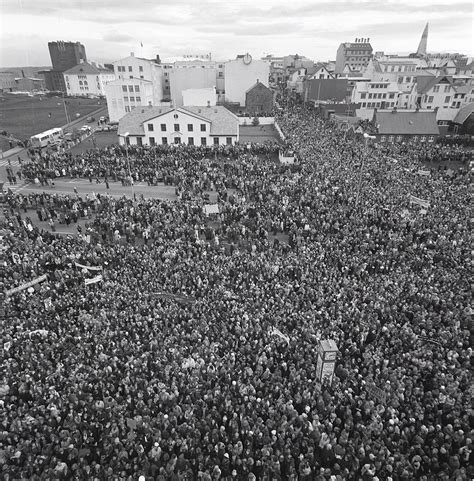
[118,105,239,137]
[375,109,439,135]
[454,102,474,124]
[63,62,113,75]
[245,81,272,94]
[416,75,453,94]
[183,106,239,136]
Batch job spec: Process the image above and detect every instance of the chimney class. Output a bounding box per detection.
[207,100,211,107]
[130,52,135,57]
[392,107,397,113]
[156,54,161,64]
[256,78,259,83]
[367,38,370,43]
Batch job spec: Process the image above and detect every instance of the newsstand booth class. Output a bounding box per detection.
[316,339,338,385]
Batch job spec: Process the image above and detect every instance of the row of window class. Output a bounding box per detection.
[147,136,232,146]
[383,65,416,72]
[424,95,451,103]
[380,135,435,143]
[361,92,396,100]
[79,80,88,86]
[123,96,141,102]
[148,123,207,132]
[433,85,451,93]
[117,65,144,73]
[360,102,396,108]
[122,85,140,93]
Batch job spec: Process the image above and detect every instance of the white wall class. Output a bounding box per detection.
[169,67,217,107]
[182,87,217,107]
[106,79,154,122]
[225,58,270,106]
[238,116,275,125]
[65,72,114,96]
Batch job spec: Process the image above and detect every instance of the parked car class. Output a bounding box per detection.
[86,116,95,123]
[80,125,92,133]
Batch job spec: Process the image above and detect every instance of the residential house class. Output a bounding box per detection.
[373,108,439,143]
[118,105,239,147]
[335,38,373,74]
[63,62,115,97]
[245,81,274,113]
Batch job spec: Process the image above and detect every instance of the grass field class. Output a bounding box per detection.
[68,131,119,155]
[239,124,281,144]
[0,94,106,140]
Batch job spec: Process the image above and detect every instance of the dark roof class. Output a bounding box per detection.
[183,106,239,136]
[245,81,272,94]
[454,102,474,124]
[375,109,439,135]
[63,62,113,75]
[416,75,453,94]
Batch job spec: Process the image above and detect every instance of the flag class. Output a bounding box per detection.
[409,194,430,209]
[75,262,102,271]
[270,327,290,345]
[85,275,103,286]
[140,41,143,47]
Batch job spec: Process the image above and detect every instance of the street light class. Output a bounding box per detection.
[123,132,134,198]
[355,132,376,208]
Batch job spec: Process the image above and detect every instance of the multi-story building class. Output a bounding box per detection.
[63,62,115,97]
[225,54,270,106]
[106,53,172,121]
[335,38,373,74]
[48,40,87,91]
[117,105,239,147]
[352,80,400,110]
[105,78,155,122]
[169,60,218,107]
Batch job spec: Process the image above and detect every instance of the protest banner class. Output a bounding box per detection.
[270,326,290,345]
[204,204,219,216]
[366,382,387,404]
[417,170,430,176]
[44,298,52,310]
[6,274,48,296]
[85,275,103,286]
[409,194,430,209]
[75,262,103,271]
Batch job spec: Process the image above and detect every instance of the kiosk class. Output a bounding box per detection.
[316,339,338,384]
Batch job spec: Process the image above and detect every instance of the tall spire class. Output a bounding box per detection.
[416,22,429,56]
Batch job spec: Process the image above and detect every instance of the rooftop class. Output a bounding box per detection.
[375,109,439,135]
[63,62,113,75]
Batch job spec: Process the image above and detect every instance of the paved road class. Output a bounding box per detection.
[3,178,179,200]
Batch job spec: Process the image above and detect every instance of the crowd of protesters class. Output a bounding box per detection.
[1,96,472,480]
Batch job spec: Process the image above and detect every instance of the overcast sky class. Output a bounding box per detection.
[0,0,472,67]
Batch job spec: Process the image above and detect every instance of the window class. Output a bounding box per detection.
[428,96,434,103]
[368,93,373,99]
[174,124,180,132]
[136,96,141,102]
[162,137,168,144]
[444,85,450,92]
[134,85,140,92]
[128,66,132,72]
[147,123,154,132]
[360,93,366,99]
[187,124,193,132]
[444,96,450,103]
[161,124,166,132]
[79,81,83,86]
[388,136,394,142]
[130,97,135,102]
[149,137,155,145]
[226,137,232,145]
[218,72,223,78]
[129,76,133,79]
[140,75,144,79]
[139,66,143,72]
[362,102,366,107]
[84,81,88,85]
[124,96,129,102]
[137,137,143,146]
[128,86,134,92]
[428,136,435,142]
[174,137,181,144]
[122,85,127,92]
[396,136,402,142]
[200,124,206,132]
[213,137,219,146]
[380,136,386,142]
[201,137,207,146]
[125,106,131,112]
[188,137,194,145]
[389,93,395,99]
[420,136,426,142]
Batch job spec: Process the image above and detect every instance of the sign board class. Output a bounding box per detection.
[316,339,338,385]
[366,382,387,404]
[204,204,219,215]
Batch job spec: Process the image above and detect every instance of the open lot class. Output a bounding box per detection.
[0,93,106,140]
[68,131,119,155]
[239,124,281,144]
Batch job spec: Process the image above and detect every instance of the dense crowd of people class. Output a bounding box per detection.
[1,98,472,480]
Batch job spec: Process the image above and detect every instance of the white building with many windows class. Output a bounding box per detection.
[118,105,239,147]
[352,80,400,110]
[63,62,115,97]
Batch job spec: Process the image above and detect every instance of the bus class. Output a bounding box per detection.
[30,128,64,149]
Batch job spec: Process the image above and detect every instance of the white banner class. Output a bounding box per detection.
[409,194,430,209]
[417,170,430,176]
[75,262,102,271]
[204,204,219,215]
[6,274,48,296]
[85,275,103,286]
[270,326,290,345]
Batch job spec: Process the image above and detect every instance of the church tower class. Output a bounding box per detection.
[416,23,429,56]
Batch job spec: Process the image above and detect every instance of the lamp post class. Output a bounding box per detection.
[123,132,134,198]
[355,132,376,208]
